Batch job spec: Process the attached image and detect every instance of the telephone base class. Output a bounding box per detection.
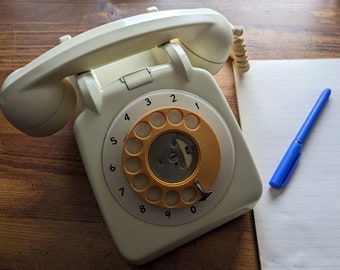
[73,43,262,264]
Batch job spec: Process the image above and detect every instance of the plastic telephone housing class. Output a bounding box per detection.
[74,42,262,264]
[0,8,262,265]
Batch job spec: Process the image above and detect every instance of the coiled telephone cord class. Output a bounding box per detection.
[230,28,250,73]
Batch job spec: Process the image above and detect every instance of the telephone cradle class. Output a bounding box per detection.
[0,7,262,265]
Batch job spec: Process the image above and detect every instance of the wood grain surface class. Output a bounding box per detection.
[0,1,339,269]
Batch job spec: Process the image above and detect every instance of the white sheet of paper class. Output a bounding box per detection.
[234,59,340,269]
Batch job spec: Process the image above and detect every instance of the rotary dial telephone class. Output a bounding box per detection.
[0,7,262,265]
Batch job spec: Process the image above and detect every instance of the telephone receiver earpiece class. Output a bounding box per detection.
[0,8,234,137]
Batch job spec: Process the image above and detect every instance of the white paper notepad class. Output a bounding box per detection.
[234,59,340,270]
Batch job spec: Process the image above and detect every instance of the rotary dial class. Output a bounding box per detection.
[122,107,221,209]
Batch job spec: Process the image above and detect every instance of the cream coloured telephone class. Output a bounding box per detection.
[0,7,262,265]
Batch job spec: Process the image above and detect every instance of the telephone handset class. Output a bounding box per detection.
[1,8,234,137]
[0,8,261,264]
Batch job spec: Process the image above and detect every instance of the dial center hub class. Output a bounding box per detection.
[148,132,198,183]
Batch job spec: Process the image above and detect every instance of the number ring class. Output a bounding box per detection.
[102,90,235,225]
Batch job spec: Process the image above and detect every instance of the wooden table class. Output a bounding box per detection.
[0,1,339,269]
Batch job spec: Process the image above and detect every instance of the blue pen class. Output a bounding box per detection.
[269,88,331,189]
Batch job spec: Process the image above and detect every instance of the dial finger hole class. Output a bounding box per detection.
[134,122,152,138]
[131,174,149,191]
[146,186,162,202]
[184,114,200,130]
[167,109,183,125]
[149,111,166,128]
[125,138,143,155]
[182,186,197,203]
[124,157,141,173]
[164,190,179,207]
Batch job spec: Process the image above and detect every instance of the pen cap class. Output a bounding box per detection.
[269,142,302,188]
